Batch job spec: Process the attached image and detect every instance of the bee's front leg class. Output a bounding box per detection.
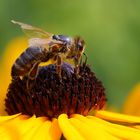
[27,61,40,90]
[74,57,80,77]
[83,53,87,66]
[56,54,62,77]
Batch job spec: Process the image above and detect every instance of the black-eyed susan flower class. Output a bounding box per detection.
[1,37,140,140]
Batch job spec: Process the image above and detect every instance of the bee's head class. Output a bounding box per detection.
[66,36,85,62]
[74,36,85,55]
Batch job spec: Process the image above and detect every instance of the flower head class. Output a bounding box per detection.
[5,62,106,119]
[1,37,140,140]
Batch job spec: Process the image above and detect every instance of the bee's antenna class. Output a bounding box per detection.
[11,20,16,24]
[11,20,21,25]
[11,20,26,27]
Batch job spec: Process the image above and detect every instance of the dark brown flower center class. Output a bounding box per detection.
[5,63,106,119]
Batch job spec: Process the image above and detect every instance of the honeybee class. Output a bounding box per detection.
[11,20,86,88]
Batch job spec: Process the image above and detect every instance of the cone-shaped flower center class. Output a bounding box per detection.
[5,63,106,119]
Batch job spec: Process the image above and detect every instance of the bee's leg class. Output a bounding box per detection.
[27,61,40,90]
[79,55,83,66]
[74,57,80,76]
[56,54,62,77]
[83,53,87,66]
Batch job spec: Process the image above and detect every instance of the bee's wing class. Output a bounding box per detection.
[28,38,51,48]
[28,38,63,49]
[11,20,53,38]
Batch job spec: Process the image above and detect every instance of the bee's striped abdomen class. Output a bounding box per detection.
[11,46,46,77]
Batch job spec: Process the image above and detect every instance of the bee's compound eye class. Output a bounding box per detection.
[58,35,71,44]
[52,35,59,40]
[77,43,84,51]
[75,37,85,51]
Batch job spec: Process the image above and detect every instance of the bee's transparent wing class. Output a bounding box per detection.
[28,38,51,48]
[28,38,63,49]
[11,20,53,38]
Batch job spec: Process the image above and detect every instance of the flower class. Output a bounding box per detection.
[1,37,140,140]
[123,83,140,116]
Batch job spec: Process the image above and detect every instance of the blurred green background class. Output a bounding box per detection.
[0,0,140,110]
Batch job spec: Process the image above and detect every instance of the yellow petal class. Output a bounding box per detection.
[1,115,31,134]
[0,125,20,140]
[88,115,140,140]
[0,113,21,124]
[96,110,140,123]
[58,114,85,140]
[0,116,60,140]
[134,125,140,129]
[50,119,62,140]
[123,83,140,116]
[14,115,37,133]
[0,114,47,140]
[22,117,46,140]
[30,120,52,140]
[31,119,62,140]
[0,114,29,140]
[72,114,120,140]
[0,37,28,115]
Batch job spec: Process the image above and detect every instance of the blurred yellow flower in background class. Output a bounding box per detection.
[123,83,140,116]
[0,37,27,115]
[1,37,140,139]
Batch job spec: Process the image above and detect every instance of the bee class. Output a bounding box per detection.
[11,20,86,89]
